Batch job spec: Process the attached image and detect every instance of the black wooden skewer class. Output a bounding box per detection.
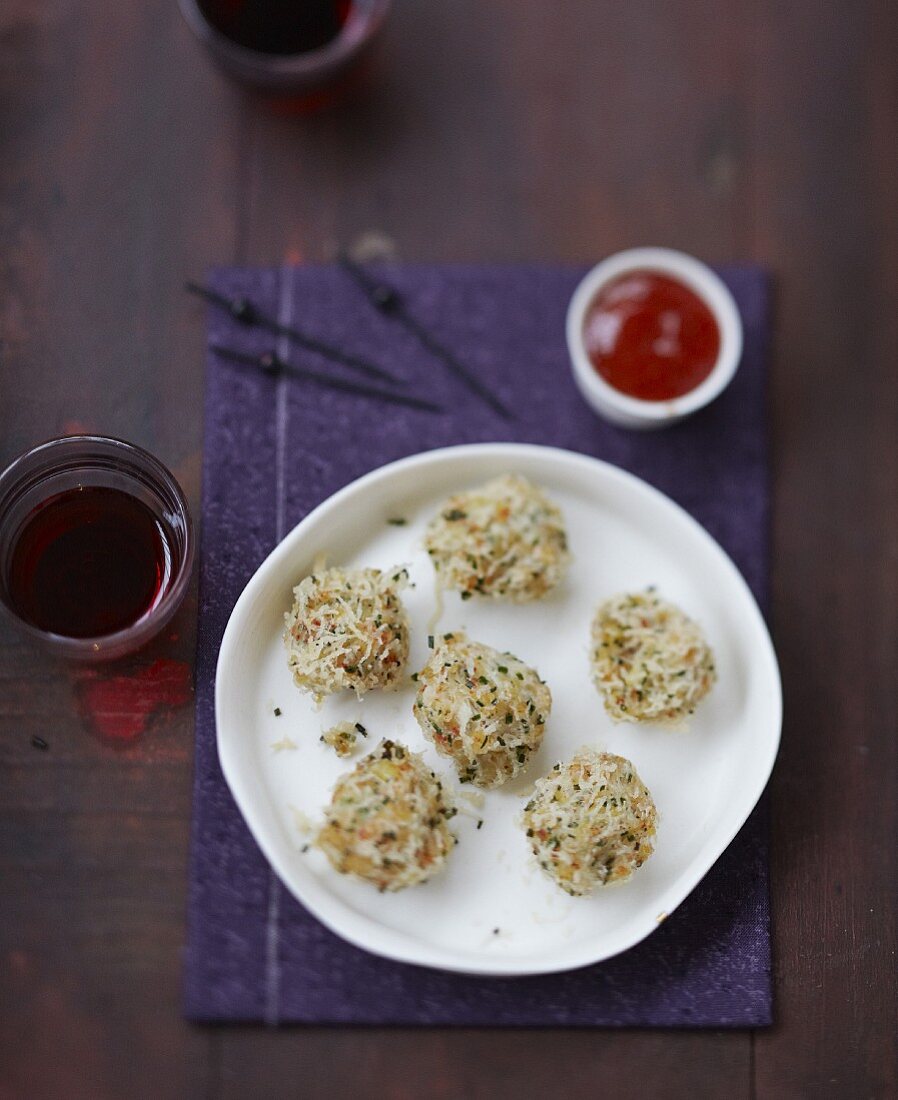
[210,344,444,415]
[187,281,404,387]
[337,254,513,420]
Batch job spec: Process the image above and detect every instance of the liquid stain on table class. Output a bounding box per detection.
[74,658,193,744]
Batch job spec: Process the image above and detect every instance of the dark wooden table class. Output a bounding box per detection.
[1,2,896,1097]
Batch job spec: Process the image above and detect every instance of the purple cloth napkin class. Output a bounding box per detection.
[185,263,772,1026]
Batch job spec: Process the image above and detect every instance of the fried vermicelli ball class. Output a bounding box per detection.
[413,632,552,788]
[284,566,409,701]
[522,750,657,896]
[590,589,716,723]
[423,474,570,602]
[316,740,457,892]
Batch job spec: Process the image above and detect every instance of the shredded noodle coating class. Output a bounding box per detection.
[522,750,657,896]
[284,566,409,701]
[316,740,457,891]
[413,632,551,788]
[591,589,716,723]
[424,474,570,602]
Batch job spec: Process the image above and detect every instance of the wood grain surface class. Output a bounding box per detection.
[1,1,895,1097]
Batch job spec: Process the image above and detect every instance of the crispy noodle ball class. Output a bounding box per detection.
[316,740,457,892]
[424,474,570,602]
[522,750,657,896]
[413,632,551,788]
[590,589,716,723]
[284,566,409,701]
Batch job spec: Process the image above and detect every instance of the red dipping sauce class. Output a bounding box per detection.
[583,271,720,402]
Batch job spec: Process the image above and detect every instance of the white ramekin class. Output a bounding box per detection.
[566,247,743,430]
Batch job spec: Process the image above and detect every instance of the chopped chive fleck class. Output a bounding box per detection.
[273,707,282,717]
[497,665,508,674]
[476,819,483,830]
[387,517,407,526]
[355,722,367,735]
[427,635,434,649]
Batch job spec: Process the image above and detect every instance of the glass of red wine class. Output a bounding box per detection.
[0,436,194,661]
[178,0,391,103]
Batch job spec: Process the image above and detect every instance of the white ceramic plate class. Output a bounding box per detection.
[216,443,781,976]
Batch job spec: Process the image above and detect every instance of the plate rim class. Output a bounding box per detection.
[214,441,782,976]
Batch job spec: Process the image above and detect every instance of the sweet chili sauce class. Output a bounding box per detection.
[583,271,720,402]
